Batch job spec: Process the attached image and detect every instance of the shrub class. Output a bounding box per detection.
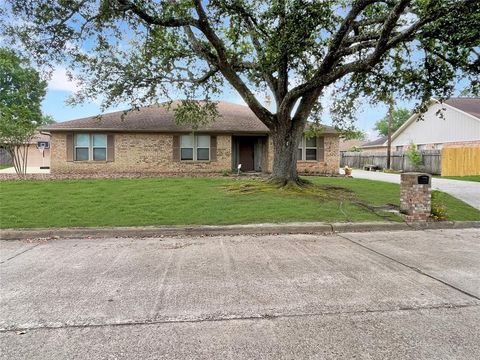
[431,190,448,221]
[406,143,423,170]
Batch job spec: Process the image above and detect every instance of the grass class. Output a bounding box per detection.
[0,177,478,229]
[434,175,480,182]
[0,165,13,170]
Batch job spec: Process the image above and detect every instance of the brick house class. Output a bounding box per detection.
[42,101,340,175]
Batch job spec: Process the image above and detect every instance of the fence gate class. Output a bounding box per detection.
[441,146,480,176]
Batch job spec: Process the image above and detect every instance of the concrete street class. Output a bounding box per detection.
[342,169,480,210]
[1,229,479,359]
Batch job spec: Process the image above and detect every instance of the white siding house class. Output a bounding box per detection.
[362,98,480,151]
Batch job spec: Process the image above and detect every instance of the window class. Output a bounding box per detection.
[396,146,403,152]
[298,136,322,161]
[305,137,317,161]
[180,134,210,161]
[93,135,107,161]
[434,143,442,150]
[75,134,107,161]
[417,144,426,151]
[75,134,90,161]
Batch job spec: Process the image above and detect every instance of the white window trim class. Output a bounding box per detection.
[75,133,107,161]
[180,134,210,161]
[298,136,320,161]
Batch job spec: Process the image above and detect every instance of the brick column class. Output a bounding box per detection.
[400,172,431,222]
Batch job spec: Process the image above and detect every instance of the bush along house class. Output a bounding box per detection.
[42,101,340,175]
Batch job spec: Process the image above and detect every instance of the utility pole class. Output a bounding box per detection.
[386,98,394,170]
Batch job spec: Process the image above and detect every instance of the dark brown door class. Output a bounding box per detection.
[239,141,255,171]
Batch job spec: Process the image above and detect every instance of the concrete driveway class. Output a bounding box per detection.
[1,229,479,359]
[344,169,480,210]
[0,167,50,174]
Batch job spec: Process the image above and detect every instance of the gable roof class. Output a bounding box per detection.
[339,139,367,151]
[442,98,480,119]
[389,97,480,143]
[43,101,337,134]
[362,135,388,148]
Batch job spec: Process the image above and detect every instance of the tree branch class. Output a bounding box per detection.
[191,0,274,126]
[116,0,199,27]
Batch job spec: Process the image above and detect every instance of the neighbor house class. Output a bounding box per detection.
[42,101,340,175]
[0,131,51,169]
[361,97,480,152]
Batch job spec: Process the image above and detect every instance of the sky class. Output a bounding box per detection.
[42,69,415,141]
[3,0,464,142]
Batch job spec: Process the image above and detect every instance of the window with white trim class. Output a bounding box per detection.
[180,134,210,161]
[297,136,319,161]
[417,144,426,150]
[75,134,107,161]
[396,146,403,152]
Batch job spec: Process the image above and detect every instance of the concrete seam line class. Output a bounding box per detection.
[1,303,478,334]
[0,243,41,264]
[338,234,480,302]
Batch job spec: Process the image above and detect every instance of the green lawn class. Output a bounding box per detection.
[0,165,13,170]
[435,175,480,182]
[0,177,478,228]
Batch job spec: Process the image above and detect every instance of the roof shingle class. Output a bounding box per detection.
[43,101,337,134]
[442,98,480,119]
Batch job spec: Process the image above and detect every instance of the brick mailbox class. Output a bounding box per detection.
[400,172,432,222]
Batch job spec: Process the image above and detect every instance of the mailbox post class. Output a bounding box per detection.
[400,172,432,222]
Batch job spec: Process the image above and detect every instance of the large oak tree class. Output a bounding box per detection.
[2,0,478,184]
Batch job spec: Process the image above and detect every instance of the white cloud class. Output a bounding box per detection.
[48,67,81,93]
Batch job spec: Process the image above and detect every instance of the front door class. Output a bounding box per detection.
[239,140,255,171]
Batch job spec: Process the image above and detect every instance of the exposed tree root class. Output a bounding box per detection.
[266,176,312,188]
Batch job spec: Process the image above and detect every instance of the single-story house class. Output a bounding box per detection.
[42,101,340,175]
[361,97,480,152]
[0,132,51,169]
[339,139,367,152]
[360,136,388,153]
[26,132,51,168]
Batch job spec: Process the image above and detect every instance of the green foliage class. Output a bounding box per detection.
[0,48,51,175]
[338,129,367,141]
[1,1,478,124]
[374,108,411,137]
[348,146,363,152]
[0,48,47,146]
[405,143,423,169]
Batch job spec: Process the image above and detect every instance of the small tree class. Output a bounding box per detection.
[374,108,411,137]
[0,49,48,176]
[405,143,423,170]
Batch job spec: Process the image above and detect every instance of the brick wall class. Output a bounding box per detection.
[51,132,232,174]
[51,132,340,175]
[297,135,340,175]
[265,135,339,175]
[400,173,431,222]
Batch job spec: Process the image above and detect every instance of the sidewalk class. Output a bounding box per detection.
[0,167,50,174]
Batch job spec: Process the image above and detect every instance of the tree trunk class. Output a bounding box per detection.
[270,120,304,185]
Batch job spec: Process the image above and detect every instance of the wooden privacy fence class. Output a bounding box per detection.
[340,150,442,174]
[441,146,480,176]
[0,148,12,166]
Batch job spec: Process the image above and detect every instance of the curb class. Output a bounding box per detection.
[1,221,479,241]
